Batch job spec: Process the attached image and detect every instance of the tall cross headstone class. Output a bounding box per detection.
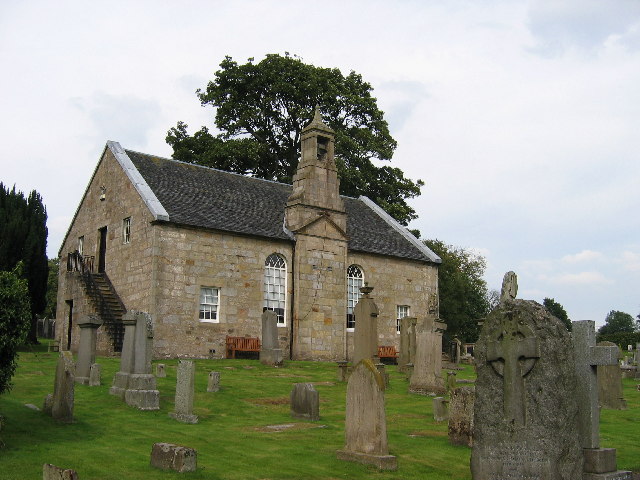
[75,315,102,385]
[351,284,379,365]
[572,321,632,479]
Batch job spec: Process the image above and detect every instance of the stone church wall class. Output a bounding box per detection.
[56,148,156,355]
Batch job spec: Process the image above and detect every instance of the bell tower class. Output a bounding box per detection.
[286,108,348,361]
[285,107,346,233]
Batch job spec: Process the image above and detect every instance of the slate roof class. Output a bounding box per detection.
[123,146,440,264]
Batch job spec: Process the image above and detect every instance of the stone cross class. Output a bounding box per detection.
[500,271,518,303]
[572,320,619,449]
[486,311,539,426]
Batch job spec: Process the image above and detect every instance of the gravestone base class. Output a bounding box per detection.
[43,463,79,480]
[583,448,632,479]
[169,412,199,424]
[124,374,160,410]
[109,372,130,398]
[260,348,283,366]
[336,450,397,471]
[75,376,90,385]
[150,443,197,473]
[408,383,446,396]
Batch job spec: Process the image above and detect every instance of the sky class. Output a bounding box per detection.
[1,0,638,327]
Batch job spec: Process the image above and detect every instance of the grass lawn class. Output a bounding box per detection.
[1,343,638,480]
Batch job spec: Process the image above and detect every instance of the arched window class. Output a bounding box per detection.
[264,253,287,325]
[346,265,364,329]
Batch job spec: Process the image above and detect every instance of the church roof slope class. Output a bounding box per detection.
[122,146,439,264]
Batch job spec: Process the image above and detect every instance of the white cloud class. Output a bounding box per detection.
[542,271,613,286]
[561,250,603,263]
[619,251,640,272]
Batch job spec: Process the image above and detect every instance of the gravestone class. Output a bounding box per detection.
[471,292,583,479]
[433,396,448,422]
[448,385,474,447]
[75,316,102,385]
[43,463,79,480]
[110,311,159,410]
[398,316,417,372]
[409,317,447,395]
[451,337,462,364]
[150,443,197,473]
[155,363,166,378]
[44,351,75,423]
[446,370,457,392]
[260,310,283,366]
[336,359,397,470]
[207,371,220,392]
[88,363,101,386]
[572,321,632,479]
[290,383,320,421]
[375,362,390,388]
[169,360,198,424]
[597,341,627,410]
[352,285,379,365]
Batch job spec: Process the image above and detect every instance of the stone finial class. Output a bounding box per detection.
[303,105,334,133]
[500,271,518,303]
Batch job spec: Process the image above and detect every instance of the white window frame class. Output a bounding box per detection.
[122,217,131,244]
[78,236,84,256]
[199,286,220,323]
[346,265,364,331]
[397,305,410,334]
[264,253,287,326]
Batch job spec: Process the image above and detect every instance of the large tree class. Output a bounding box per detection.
[424,239,491,343]
[166,53,423,225]
[543,297,571,331]
[0,183,48,343]
[598,310,635,336]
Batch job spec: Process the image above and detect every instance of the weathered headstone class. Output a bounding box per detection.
[451,337,462,364]
[351,285,379,365]
[499,271,518,303]
[572,321,632,479]
[290,383,319,421]
[597,341,627,410]
[207,371,220,392]
[471,294,583,479]
[336,359,397,470]
[398,316,417,372]
[44,351,75,423]
[448,385,474,447]
[88,363,101,387]
[155,363,166,378]
[433,396,448,422]
[43,463,79,480]
[409,317,447,395]
[150,443,197,473]
[260,309,283,366]
[446,370,457,392]
[75,316,101,385]
[110,311,159,410]
[169,360,198,424]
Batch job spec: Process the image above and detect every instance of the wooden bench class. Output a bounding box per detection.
[226,336,261,359]
[378,345,398,364]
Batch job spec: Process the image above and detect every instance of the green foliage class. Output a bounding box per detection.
[42,258,59,319]
[0,265,31,395]
[543,297,571,331]
[166,53,424,226]
[0,183,48,343]
[598,310,635,336]
[596,331,640,348]
[424,239,490,343]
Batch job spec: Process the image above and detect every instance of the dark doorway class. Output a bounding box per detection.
[66,300,73,350]
[97,226,107,273]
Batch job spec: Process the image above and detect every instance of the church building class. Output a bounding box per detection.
[56,110,440,361]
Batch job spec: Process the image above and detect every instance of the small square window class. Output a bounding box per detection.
[122,217,131,244]
[199,287,220,323]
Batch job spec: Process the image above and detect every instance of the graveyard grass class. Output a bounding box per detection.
[1,343,639,480]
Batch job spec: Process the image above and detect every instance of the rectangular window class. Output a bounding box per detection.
[122,217,131,244]
[199,287,219,323]
[78,236,84,256]
[397,305,410,333]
